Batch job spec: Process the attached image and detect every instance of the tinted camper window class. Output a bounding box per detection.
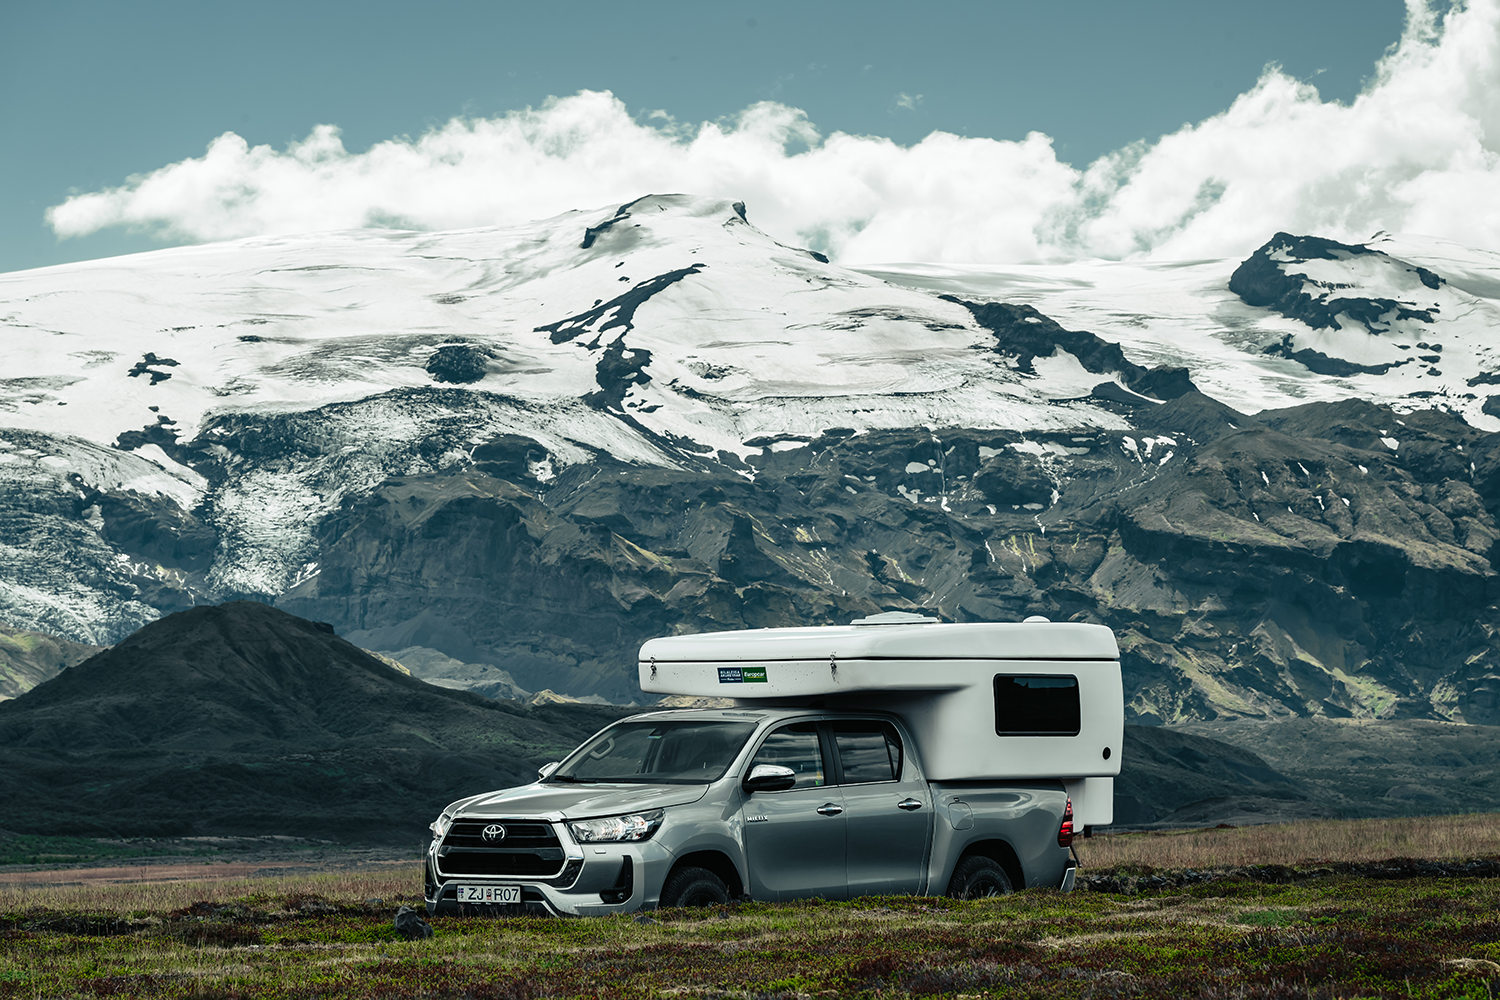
[993,675,1080,736]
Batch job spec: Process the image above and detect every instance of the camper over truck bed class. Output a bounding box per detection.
[423,613,1124,917]
[639,613,1123,824]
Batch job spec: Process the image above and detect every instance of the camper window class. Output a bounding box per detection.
[993,675,1080,736]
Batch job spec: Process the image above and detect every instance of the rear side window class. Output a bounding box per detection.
[831,720,904,783]
[749,722,826,789]
[994,675,1080,736]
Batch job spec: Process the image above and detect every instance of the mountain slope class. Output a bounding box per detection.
[0,602,629,839]
[0,623,104,701]
[2,197,1500,724]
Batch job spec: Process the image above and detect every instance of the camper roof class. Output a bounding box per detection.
[638,617,1119,664]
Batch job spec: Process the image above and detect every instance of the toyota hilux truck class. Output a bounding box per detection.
[424,612,1122,916]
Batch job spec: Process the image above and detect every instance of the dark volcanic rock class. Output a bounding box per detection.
[0,602,631,839]
[536,264,707,346]
[946,298,1197,400]
[1231,232,1442,334]
[425,344,491,384]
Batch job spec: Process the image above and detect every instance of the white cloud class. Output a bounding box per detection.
[894,92,923,111]
[46,0,1500,263]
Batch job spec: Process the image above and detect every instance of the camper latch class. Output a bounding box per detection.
[650,656,657,679]
[829,652,837,679]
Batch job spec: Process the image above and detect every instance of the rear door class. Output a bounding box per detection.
[831,718,931,897]
[741,721,847,901]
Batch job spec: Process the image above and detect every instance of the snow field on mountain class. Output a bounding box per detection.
[1,196,1152,473]
[857,232,1500,431]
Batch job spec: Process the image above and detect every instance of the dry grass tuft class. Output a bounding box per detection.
[1078,811,1500,870]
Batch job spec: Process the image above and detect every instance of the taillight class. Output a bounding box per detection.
[1057,796,1074,848]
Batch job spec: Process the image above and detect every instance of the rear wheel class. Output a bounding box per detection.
[660,866,730,908]
[947,855,1013,899]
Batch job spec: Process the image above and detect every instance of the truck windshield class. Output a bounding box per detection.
[548,720,757,785]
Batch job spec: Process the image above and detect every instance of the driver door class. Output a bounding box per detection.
[741,721,847,901]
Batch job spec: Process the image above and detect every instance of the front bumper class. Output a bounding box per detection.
[425,836,676,917]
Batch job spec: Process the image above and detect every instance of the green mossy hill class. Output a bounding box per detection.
[0,602,631,841]
[0,623,105,701]
[1114,726,1313,828]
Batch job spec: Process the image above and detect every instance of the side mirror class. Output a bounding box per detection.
[743,763,796,793]
[538,762,560,780]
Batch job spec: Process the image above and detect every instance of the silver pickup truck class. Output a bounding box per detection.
[424,706,1077,916]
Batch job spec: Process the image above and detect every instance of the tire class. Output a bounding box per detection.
[947,855,1013,899]
[659,866,731,908]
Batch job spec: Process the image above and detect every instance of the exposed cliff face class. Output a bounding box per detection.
[274,391,1500,721]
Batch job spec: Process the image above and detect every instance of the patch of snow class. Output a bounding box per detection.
[528,456,556,481]
[1381,437,1400,450]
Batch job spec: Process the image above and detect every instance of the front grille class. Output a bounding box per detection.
[437,818,567,878]
[444,820,557,850]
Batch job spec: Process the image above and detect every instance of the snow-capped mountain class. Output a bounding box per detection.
[4,195,1500,724]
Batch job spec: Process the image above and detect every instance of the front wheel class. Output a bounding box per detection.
[659,866,730,908]
[947,855,1013,899]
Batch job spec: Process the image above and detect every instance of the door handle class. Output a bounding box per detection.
[816,803,843,816]
[897,798,924,811]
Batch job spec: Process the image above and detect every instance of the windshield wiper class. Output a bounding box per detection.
[546,774,597,784]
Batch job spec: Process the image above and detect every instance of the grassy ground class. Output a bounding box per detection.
[2,815,1499,998]
[0,834,222,868]
[1079,812,1500,870]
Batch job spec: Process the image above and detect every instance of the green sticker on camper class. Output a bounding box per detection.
[717,666,768,683]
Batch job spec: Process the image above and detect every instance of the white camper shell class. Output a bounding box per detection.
[639,613,1123,826]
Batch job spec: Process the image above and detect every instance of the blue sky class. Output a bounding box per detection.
[4,0,1472,272]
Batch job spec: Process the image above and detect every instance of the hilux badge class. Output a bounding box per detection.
[481,824,507,842]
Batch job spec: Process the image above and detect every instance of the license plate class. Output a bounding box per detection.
[457,884,521,905]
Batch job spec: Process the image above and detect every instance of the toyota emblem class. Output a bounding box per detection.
[481,824,507,843]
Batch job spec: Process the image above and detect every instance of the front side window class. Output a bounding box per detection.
[831,720,903,783]
[549,720,756,784]
[994,675,1080,735]
[748,722,826,789]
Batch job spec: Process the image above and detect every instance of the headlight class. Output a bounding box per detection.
[429,813,453,841]
[567,809,664,843]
